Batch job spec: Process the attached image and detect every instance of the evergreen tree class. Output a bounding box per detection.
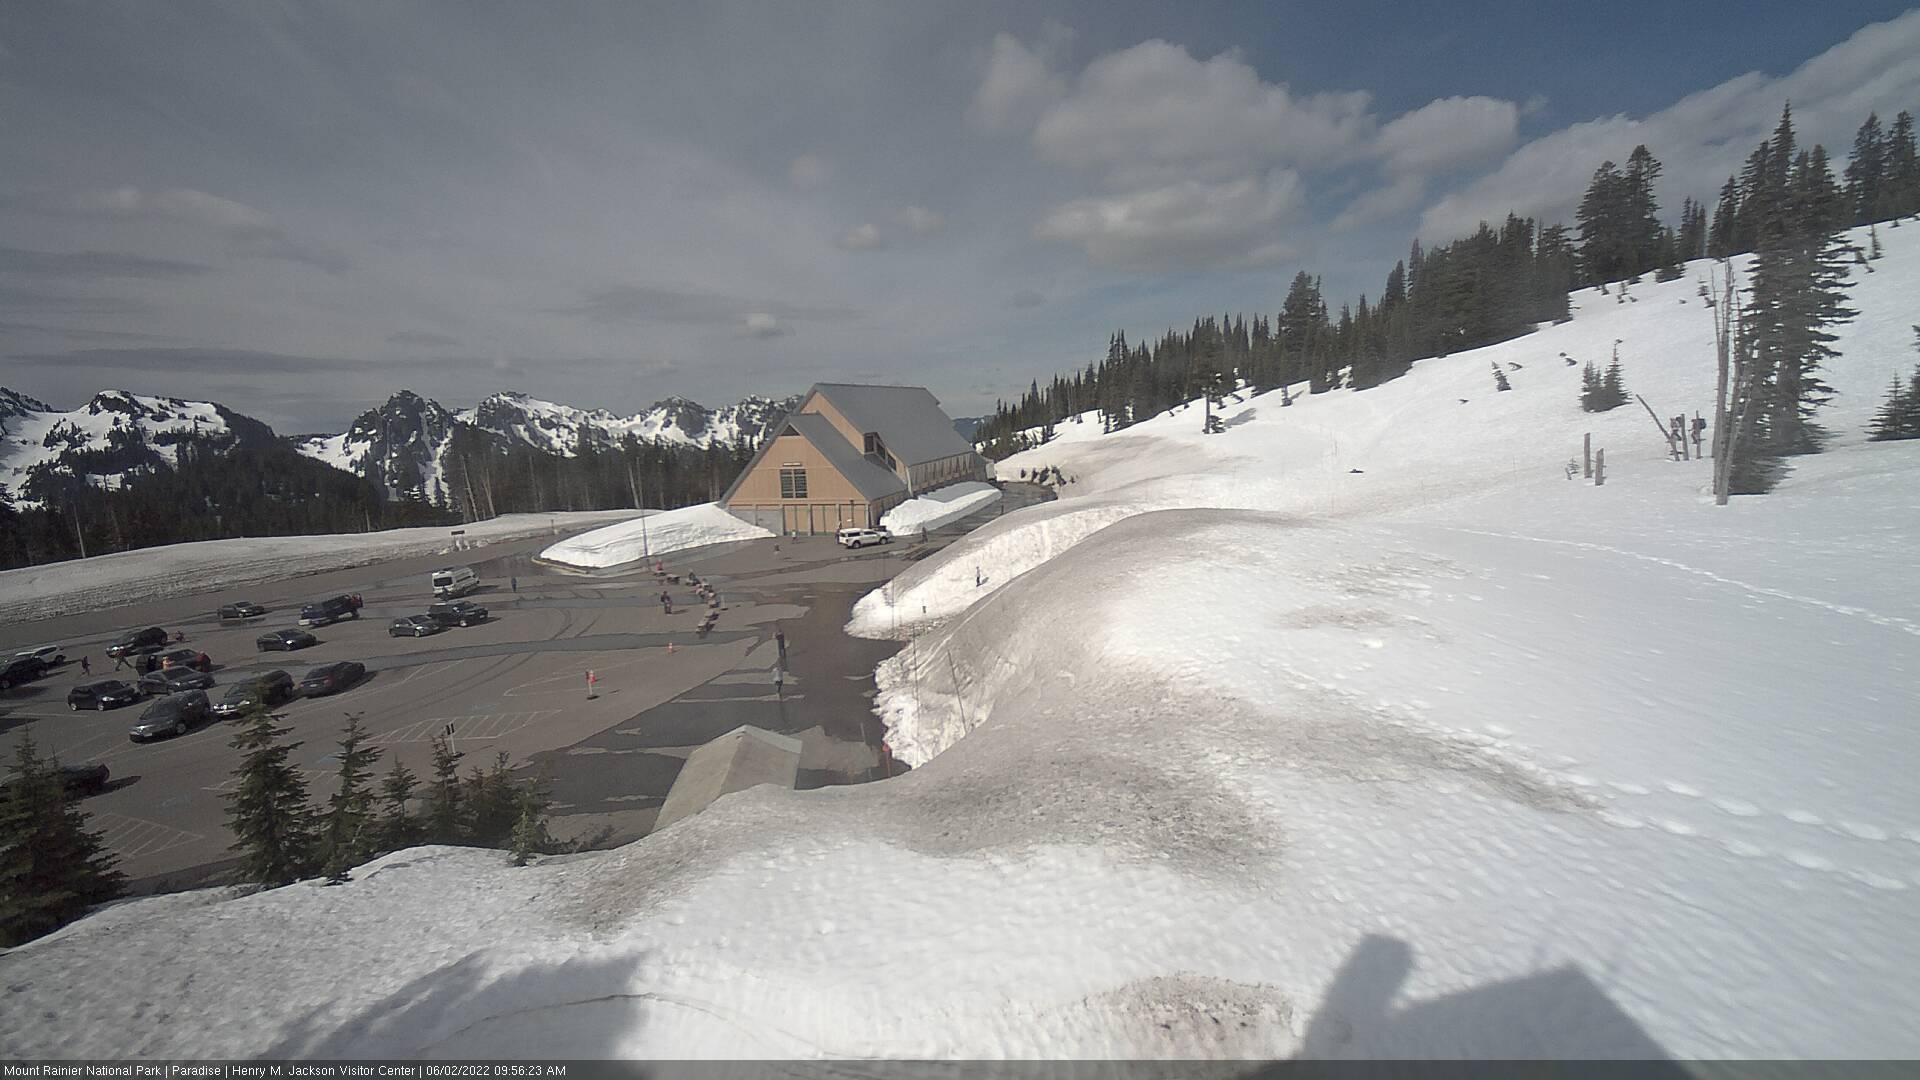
[509,774,554,867]
[224,710,318,888]
[1845,112,1886,226]
[375,760,423,852]
[1885,111,1920,221]
[0,734,124,946]
[463,753,519,846]
[319,715,383,883]
[425,732,464,844]
[1865,371,1918,441]
[1708,175,1741,258]
[1602,353,1628,410]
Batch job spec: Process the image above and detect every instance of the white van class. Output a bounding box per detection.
[430,566,480,598]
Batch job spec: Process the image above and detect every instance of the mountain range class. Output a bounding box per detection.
[0,387,800,504]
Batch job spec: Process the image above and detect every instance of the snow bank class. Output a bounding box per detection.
[536,502,771,569]
[877,481,1001,536]
[0,511,636,623]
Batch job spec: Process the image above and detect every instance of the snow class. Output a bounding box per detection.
[878,481,1002,535]
[0,511,638,623]
[536,502,773,569]
[0,390,236,504]
[6,225,1919,1059]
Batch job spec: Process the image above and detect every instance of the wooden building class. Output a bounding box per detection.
[721,383,987,535]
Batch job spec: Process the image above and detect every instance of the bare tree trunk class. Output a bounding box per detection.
[1710,263,1736,504]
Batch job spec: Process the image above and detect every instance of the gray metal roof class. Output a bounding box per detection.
[780,413,907,501]
[810,383,976,466]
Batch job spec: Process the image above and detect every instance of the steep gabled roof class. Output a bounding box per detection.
[718,411,908,505]
[810,383,975,466]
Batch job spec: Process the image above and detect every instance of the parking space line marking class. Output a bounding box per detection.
[91,812,205,860]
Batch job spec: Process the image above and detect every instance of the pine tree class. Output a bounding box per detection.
[0,734,124,946]
[508,774,554,867]
[375,760,423,851]
[1602,352,1628,410]
[425,732,464,843]
[1885,111,1920,222]
[1845,112,1886,227]
[224,710,318,888]
[319,715,383,883]
[463,753,519,846]
[1865,372,1916,441]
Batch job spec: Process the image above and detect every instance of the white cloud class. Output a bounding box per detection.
[1330,175,1428,232]
[836,223,885,250]
[743,312,785,339]
[1375,96,1518,175]
[968,28,1069,133]
[1008,289,1045,309]
[1034,170,1302,272]
[1419,9,1920,241]
[61,185,348,272]
[1032,41,1375,179]
[789,154,832,191]
[893,205,947,234]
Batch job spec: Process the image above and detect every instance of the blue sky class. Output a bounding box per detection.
[3,2,1918,431]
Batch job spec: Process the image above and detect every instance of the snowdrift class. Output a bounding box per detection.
[536,502,772,570]
[878,481,1001,535]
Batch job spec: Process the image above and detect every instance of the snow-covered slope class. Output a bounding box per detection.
[293,390,461,504]
[0,389,276,504]
[7,225,1918,1059]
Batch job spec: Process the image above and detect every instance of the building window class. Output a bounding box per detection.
[779,465,807,499]
[864,433,882,455]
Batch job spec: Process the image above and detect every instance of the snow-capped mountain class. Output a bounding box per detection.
[0,388,275,502]
[294,389,797,500]
[457,390,796,456]
[296,390,462,504]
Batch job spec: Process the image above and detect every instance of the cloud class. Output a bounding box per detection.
[789,154,832,190]
[0,245,214,281]
[387,330,463,347]
[1008,289,1045,309]
[968,28,1070,132]
[557,284,857,327]
[1330,175,1429,232]
[1031,41,1375,179]
[836,223,885,250]
[42,186,351,273]
[893,205,947,235]
[1419,9,1920,240]
[1375,96,1519,175]
[6,346,365,374]
[743,313,786,339]
[1034,170,1303,272]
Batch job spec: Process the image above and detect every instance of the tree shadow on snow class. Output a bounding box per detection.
[261,948,653,1060]
[1261,934,1685,1066]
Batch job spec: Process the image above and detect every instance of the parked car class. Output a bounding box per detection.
[256,629,319,652]
[0,654,49,691]
[298,594,363,627]
[427,600,490,627]
[13,644,67,666]
[129,691,211,741]
[837,527,892,549]
[388,615,445,638]
[158,648,213,672]
[105,627,169,658]
[217,601,267,621]
[298,661,366,697]
[430,566,481,598]
[67,680,143,711]
[0,762,110,799]
[139,666,215,695]
[211,670,296,718]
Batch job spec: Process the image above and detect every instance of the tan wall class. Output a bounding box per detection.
[726,432,870,505]
[800,394,869,458]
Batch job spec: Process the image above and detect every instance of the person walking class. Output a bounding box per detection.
[775,630,787,665]
[660,590,673,615]
[773,664,785,698]
[80,655,90,676]
[510,575,518,593]
[113,653,128,672]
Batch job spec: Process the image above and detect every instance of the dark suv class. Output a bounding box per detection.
[298,661,366,697]
[298,594,363,628]
[106,627,169,658]
[0,655,48,691]
[427,600,489,627]
[67,680,143,711]
[211,670,296,717]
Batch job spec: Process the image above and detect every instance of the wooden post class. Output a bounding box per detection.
[1636,394,1680,457]
[1594,448,1606,486]
[1583,433,1592,479]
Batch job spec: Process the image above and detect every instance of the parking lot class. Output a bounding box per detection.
[0,487,1047,891]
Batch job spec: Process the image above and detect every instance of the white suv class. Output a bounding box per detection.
[838,528,892,549]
